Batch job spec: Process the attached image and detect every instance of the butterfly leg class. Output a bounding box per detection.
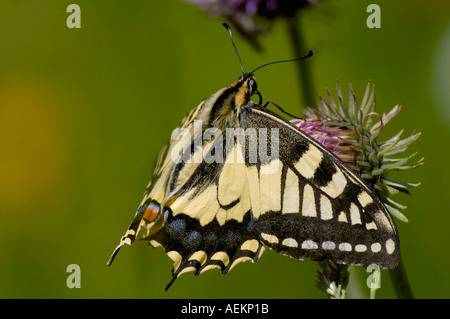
[262,99,300,119]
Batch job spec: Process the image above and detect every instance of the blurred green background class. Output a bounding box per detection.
[0,0,448,299]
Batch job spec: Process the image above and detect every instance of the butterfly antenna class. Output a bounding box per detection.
[250,50,313,75]
[223,22,245,77]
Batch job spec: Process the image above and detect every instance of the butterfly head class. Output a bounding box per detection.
[232,74,262,108]
[222,22,311,109]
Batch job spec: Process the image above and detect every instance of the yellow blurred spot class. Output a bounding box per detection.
[0,76,70,211]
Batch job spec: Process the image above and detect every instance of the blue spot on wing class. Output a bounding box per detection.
[186,230,201,243]
[168,219,186,238]
[247,220,253,232]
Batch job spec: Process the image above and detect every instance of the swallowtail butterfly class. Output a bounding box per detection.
[107,24,400,290]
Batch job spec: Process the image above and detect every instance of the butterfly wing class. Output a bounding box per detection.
[147,132,268,290]
[239,103,400,268]
[108,74,400,291]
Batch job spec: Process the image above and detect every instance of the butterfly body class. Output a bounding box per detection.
[108,74,400,290]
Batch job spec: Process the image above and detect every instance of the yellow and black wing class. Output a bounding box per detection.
[143,129,265,290]
[108,81,267,290]
[108,75,399,290]
[239,103,399,269]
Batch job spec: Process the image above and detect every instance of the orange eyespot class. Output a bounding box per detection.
[143,204,159,222]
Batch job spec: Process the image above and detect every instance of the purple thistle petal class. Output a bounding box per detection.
[291,118,359,164]
[245,0,260,15]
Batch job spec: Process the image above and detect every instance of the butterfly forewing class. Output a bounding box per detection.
[239,104,399,268]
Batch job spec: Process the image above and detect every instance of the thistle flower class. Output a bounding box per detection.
[292,82,423,223]
[188,0,318,17]
[292,83,423,298]
[187,0,320,50]
[291,118,359,165]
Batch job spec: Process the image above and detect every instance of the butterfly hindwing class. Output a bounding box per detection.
[141,130,265,290]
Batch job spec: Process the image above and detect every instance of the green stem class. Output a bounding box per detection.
[388,256,415,299]
[286,14,315,109]
[369,288,377,299]
[369,268,380,299]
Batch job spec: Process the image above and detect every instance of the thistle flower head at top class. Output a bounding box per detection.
[189,0,319,17]
[292,83,424,223]
[187,0,320,50]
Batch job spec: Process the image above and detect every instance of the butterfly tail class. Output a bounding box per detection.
[106,210,145,266]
